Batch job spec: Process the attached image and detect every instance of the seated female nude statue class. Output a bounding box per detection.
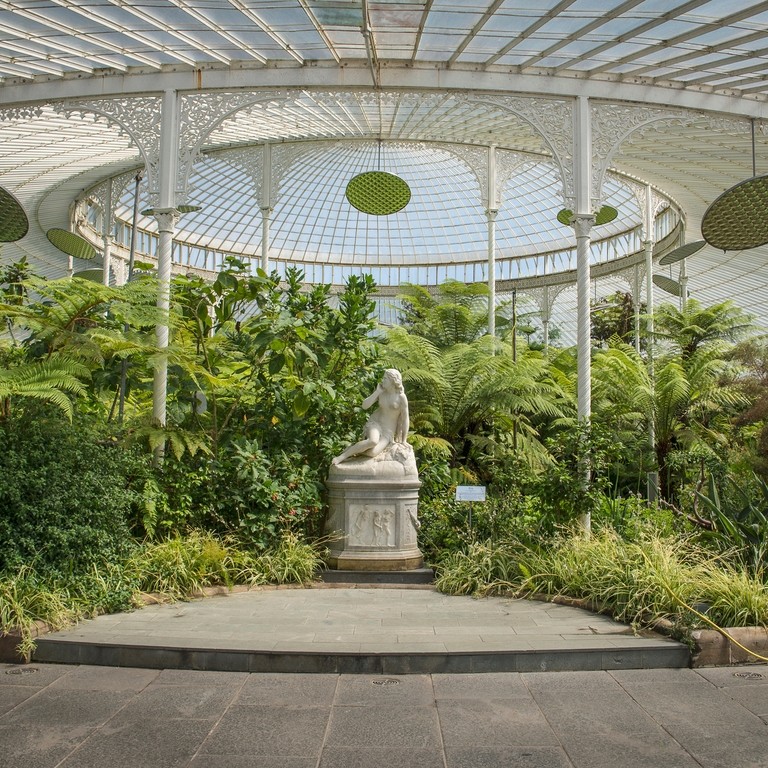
[332,369,410,465]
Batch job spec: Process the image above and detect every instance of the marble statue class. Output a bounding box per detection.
[325,367,423,571]
[332,368,410,465]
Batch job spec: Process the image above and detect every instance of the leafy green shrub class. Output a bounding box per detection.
[0,409,147,574]
[696,473,768,577]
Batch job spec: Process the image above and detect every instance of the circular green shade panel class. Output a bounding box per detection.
[702,175,768,251]
[653,274,683,296]
[73,268,104,282]
[141,205,201,216]
[0,187,29,242]
[46,228,97,260]
[345,171,411,215]
[557,205,618,227]
[659,239,706,265]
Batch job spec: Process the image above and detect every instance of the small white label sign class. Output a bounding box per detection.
[455,485,486,502]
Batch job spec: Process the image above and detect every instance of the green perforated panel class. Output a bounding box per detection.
[557,205,618,228]
[46,228,97,260]
[702,175,768,251]
[0,187,29,243]
[345,171,411,216]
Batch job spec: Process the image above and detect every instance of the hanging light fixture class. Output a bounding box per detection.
[702,120,768,250]
[345,140,411,216]
[658,239,706,265]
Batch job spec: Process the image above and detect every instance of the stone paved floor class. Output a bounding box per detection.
[37,587,682,658]
[1,662,767,768]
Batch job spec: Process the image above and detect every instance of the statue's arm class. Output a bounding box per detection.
[361,384,381,410]
[395,394,410,443]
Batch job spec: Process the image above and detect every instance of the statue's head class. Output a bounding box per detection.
[382,368,403,391]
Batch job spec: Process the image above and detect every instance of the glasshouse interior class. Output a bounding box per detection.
[2,1,768,682]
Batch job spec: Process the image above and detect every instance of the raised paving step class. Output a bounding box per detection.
[318,568,434,585]
[31,588,691,674]
[32,638,690,674]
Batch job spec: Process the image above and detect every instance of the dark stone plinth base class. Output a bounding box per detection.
[319,568,434,584]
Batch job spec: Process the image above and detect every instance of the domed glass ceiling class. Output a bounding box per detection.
[107,141,648,288]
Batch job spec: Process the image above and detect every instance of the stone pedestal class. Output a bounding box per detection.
[325,443,423,571]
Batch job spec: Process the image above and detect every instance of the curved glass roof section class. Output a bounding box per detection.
[103,141,651,287]
[1,2,768,98]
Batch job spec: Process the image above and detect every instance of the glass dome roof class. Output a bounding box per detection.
[108,140,650,289]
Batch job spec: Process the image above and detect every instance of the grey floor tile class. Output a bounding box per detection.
[0,663,78,687]
[152,669,249,686]
[189,757,316,768]
[325,705,442,749]
[445,746,575,768]
[57,717,212,768]
[200,705,330,757]
[334,674,434,705]
[115,683,239,721]
[0,683,37,715]
[432,672,530,699]
[437,698,559,747]
[1,687,134,727]
[0,723,91,768]
[319,747,445,768]
[236,673,338,706]
[47,665,160,691]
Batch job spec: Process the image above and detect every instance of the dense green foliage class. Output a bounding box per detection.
[1,259,767,654]
[0,408,146,574]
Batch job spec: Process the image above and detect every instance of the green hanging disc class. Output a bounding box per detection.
[346,171,411,215]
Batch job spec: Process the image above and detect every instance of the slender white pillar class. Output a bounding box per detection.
[261,208,271,273]
[487,144,498,337]
[573,96,593,425]
[644,184,658,500]
[152,89,180,436]
[633,264,641,353]
[679,257,688,309]
[101,179,113,286]
[573,96,595,533]
[261,143,272,273]
[574,214,594,423]
[487,208,497,336]
[152,209,178,431]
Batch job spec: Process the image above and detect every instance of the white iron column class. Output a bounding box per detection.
[152,89,181,434]
[261,142,272,272]
[633,264,641,353]
[487,209,497,336]
[101,178,113,286]
[573,96,594,425]
[487,145,498,337]
[644,183,658,500]
[574,96,595,533]
[152,209,178,431]
[574,213,594,422]
[541,286,551,350]
[679,257,688,309]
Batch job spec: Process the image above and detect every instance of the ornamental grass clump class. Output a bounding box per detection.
[433,540,523,596]
[256,531,328,585]
[435,528,768,633]
[0,566,78,657]
[128,530,246,599]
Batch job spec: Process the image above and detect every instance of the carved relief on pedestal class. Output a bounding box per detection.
[348,504,396,548]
